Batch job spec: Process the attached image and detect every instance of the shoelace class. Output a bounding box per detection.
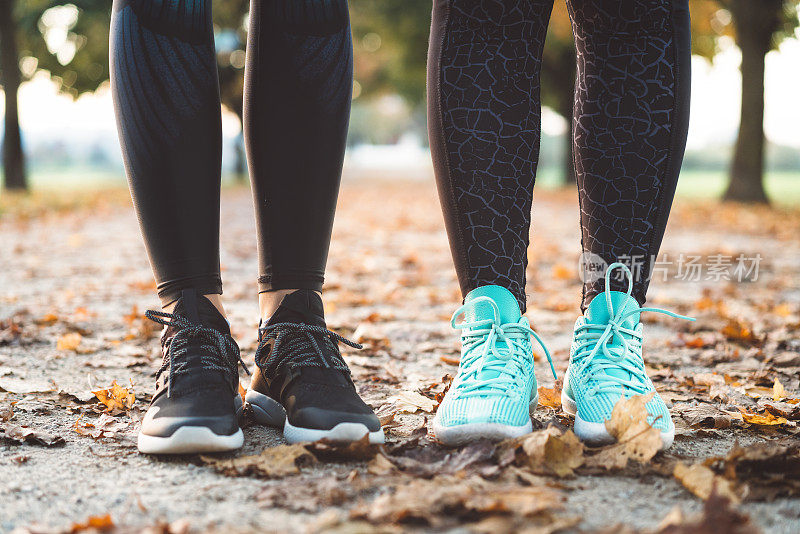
[573,262,694,397]
[145,310,249,397]
[450,297,556,399]
[255,322,362,378]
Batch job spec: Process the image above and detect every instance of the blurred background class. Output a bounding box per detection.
[0,0,799,205]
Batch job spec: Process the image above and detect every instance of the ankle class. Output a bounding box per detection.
[259,289,320,322]
[162,293,227,319]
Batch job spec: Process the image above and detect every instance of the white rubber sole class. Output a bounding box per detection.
[245,389,384,444]
[137,426,244,454]
[561,386,674,449]
[432,393,539,447]
[284,420,385,444]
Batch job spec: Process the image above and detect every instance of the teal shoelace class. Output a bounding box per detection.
[450,297,556,399]
[573,262,694,397]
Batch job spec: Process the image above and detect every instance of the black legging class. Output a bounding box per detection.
[110,0,351,305]
[428,0,691,312]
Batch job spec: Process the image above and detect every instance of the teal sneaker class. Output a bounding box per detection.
[562,262,693,449]
[432,285,556,446]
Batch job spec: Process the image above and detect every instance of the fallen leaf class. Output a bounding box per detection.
[600,393,663,465]
[721,319,761,346]
[773,378,787,402]
[305,435,380,462]
[656,491,758,534]
[676,403,734,429]
[202,443,315,478]
[357,477,563,526]
[70,513,114,532]
[374,403,399,428]
[718,439,800,500]
[552,264,573,280]
[738,408,788,426]
[391,390,437,413]
[92,379,136,414]
[673,462,740,503]
[73,413,133,441]
[57,332,83,351]
[537,384,562,410]
[501,426,584,477]
[0,424,65,447]
[368,453,397,476]
[36,313,59,325]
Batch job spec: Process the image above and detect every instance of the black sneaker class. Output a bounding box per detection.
[245,290,383,444]
[137,289,248,454]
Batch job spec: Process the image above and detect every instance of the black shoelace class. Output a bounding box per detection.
[255,322,362,379]
[145,310,249,397]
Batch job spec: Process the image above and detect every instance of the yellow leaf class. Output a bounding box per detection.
[537,385,562,410]
[57,332,82,351]
[70,513,114,532]
[773,378,787,402]
[739,409,788,426]
[673,462,740,503]
[92,379,135,413]
[552,264,573,280]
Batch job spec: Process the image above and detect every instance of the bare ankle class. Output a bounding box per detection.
[162,293,227,319]
[259,289,320,322]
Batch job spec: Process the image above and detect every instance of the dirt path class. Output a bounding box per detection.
[1,180,799,533]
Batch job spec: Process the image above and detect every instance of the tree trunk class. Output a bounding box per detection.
[558,97,576,187]
[723,0,778,203]
[0,0,27,191]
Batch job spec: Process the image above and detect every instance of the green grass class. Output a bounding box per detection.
[535,168,800,206]
[2,167,799,209]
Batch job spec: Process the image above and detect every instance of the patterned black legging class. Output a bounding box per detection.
[427,0,691,311]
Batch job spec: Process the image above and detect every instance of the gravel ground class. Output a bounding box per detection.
[1,179,798,533]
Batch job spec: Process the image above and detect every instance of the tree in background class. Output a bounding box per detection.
[0,0,26,190]
[721,0,798,203]
[692,0,799,203]
[0,0,110,191]
[541,3,576,186]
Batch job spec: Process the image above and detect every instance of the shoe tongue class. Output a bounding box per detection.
[464,285,521,324]
[171,288,230,335]
[463,286,521,383]
[267,290,326,328]
[584,291,641,383]
[585,291,641,329]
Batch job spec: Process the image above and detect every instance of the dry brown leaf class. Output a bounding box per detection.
[374,403,399,428]
[36,313,59,325]
[656,491,758,534]
[0,423,66,447]
[601,393,663,465]
[537,384,561,410]
[391,390,437,413]
[57,332,83,351]
[306,435,380,462]
[673,462,740,503]
[738,408,788,426]
[359,477,563,526]
[676,403,734,429]
[368,453,397,476]
[507,426,584,477]
[773,378,787,402]
[70,513,114,532]
[202,443,315,478]
[92,379,136,414]
[552,264,573,280]
[721,319,761,346]
[73,413,132,440]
